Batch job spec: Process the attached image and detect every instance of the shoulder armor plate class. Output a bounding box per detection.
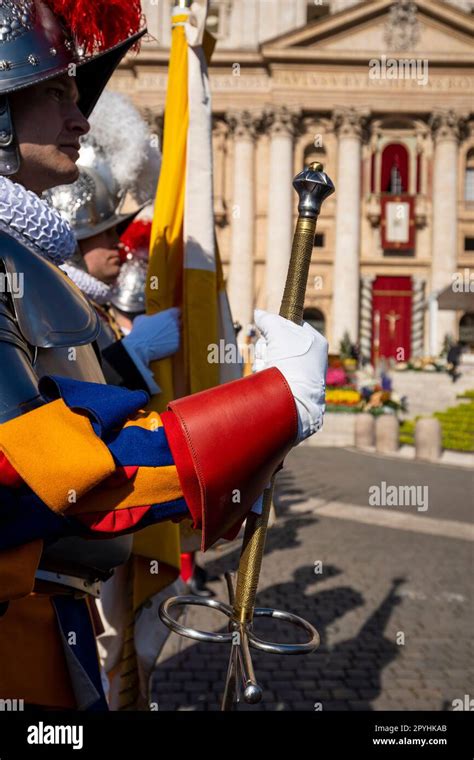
[0,229,99,349]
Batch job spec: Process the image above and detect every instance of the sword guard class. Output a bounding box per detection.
[159,595,320,707]
[159,595,320,655]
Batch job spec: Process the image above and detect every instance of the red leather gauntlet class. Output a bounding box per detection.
[160,367,298,550]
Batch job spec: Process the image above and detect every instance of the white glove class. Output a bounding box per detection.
[122,307,181,395]
[253,309,328,443]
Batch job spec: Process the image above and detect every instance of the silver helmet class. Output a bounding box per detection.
[109,255,147,315]
[0,0,145,175]
[45,166,142,241]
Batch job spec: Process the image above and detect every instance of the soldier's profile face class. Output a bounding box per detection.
[8,74,90,195]
[80,226,122,285]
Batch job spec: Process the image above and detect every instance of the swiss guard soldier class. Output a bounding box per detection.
[47,163,181,395]
[0,0,328,710]
[47,136,185,708]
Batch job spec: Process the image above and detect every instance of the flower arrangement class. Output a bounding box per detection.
[326,388,361,408]
[326,360,407,415]
[325,380,407,415]
[362,389,407,415]
[326,367,347,387]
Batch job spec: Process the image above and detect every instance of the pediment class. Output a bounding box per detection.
[262,0,474,61]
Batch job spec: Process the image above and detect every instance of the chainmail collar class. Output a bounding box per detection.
[0,176,76,264]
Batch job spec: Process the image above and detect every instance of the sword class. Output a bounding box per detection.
[160,162,335,710]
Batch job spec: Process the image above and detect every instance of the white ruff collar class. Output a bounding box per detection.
[60,263,112,305]
[0,176,76,264]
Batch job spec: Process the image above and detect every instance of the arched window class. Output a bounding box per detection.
[381,143,409,193]
[303,307,326,336]
[459,312,474,348]
[465,149,474,202]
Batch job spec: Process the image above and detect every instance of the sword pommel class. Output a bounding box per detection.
[292,161,335,219]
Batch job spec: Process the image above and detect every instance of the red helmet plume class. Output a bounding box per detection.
[44,0,143,55]
[120,220,152,262]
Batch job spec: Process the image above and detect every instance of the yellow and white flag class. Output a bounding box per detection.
[146,0,240,406]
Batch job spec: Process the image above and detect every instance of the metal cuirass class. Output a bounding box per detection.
[0,230,132,586]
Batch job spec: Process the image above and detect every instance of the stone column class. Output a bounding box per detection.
[264,106,300,314]
[212,117,228,227]
[411,277,425,358]
[375,415,399,454]
[331,108,368,351]
[428,292,439,358]
[226,110,260,332]
[415,418,442,462]
[360,275,375,362]
[429,110,465,352]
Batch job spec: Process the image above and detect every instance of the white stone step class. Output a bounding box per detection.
[391,368,474,417]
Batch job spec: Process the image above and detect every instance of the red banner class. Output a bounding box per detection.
[372,276,412,363]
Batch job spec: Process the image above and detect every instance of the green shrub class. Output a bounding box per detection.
[399,401,474,452]
[457,389,474,400]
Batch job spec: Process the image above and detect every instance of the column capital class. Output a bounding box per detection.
[429,110,468,143]
[415,123,429,151]
[263,105,302,139]
[212,115,228,136]
[225,109,261,141]
[332,108,370,140]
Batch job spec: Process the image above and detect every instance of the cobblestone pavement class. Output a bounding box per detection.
[151,447,474,711]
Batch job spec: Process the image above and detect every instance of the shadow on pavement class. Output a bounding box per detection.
[152,550,405,711]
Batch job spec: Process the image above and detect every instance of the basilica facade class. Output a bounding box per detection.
[111,0,474,359]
